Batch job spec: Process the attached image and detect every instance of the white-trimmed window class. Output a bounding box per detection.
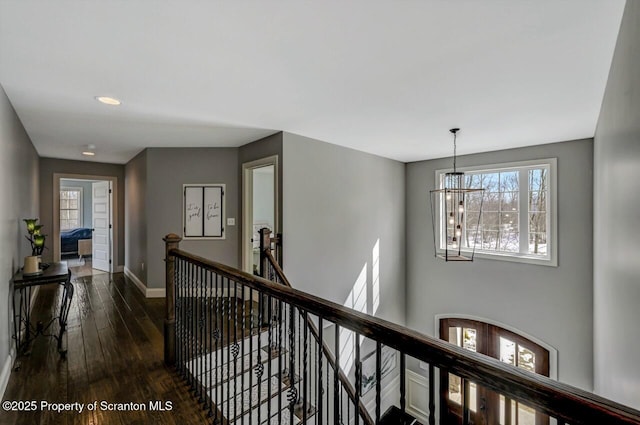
[60,188,83,230]
[436,158,557,266]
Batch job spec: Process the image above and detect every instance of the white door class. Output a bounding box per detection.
[92,181,112,272]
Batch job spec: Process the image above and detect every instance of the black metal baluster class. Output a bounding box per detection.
[220,275,226,422]
[214,273,220,424]
[334,325,340,425]
[176,259,182,376]
[267,294,273,424]
[463,379,470,425]
[326,351,330,424]
[428,364,435,425]
[226,277,231,422]
[375,342,381,424]
[207,270,214,418]
[341,384,345,424]
[278,299,283,424]
[188,262,194,389]
[256,287,263,425]
[303,310,308,424]
[400,353,406,421]
[249,288,254,424]
[317,317,323,425]
[241,283,246,425]
[354,333,361,425]
[289,304,296,425]
[233,280,239,424]
[198,267,206,403]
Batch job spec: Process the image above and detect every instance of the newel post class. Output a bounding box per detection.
[258,227,271,278]
[164,233,182,366]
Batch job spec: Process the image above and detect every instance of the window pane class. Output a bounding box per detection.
[482,231,498,250]
[462,328,477,352]
[466,192,483,212]
[69,199,78,209]
[482,192,500,212]
[518,346,536,373]
[499,171,519,192]
[529,191,546,212]
[480,173,499,192]
[482,212,499,231]
[466,230,481,248]
[529,212,546,234]
[517,403,536,425]
[500,191,518,211]
[448,327,461,346]
[529,233,547,255]
[529,168,548,191]
[466,209,480,225]
[60,199,69,209]
[500,337,516,365]
[69,210,78,219]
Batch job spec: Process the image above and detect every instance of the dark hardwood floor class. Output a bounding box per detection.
[1,269,212,425]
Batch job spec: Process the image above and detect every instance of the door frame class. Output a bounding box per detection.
[241,155,279,273]
[53,173,118,273]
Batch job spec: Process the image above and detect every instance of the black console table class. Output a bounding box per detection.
[11,262,74,359]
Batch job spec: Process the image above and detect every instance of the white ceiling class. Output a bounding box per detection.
[0,1,626,164]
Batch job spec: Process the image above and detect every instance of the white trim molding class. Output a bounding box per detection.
[406,369,431,424]
[124,267,165,298]
[0,348,15,401]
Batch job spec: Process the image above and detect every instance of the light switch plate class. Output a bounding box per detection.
[227,218,236,226]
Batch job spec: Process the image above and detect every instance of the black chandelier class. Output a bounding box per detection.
[430,128,484,262]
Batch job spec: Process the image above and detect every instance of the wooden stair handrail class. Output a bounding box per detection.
[168,247,640,425]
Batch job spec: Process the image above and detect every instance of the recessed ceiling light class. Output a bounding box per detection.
[95,96,121,106]
[82,144,96,156]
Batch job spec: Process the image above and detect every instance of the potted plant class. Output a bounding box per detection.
[23,218,47,274]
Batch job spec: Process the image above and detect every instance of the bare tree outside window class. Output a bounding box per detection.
[528,169,547,255]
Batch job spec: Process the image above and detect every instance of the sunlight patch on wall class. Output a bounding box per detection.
[372,238,380,316]
[340,263,367,372]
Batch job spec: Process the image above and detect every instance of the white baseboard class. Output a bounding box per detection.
[145,287,166,298]
[124,267,165,298]
[0,348,15,401]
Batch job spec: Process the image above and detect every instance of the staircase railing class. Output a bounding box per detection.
[258,229,374,425]
[163,233,640,425]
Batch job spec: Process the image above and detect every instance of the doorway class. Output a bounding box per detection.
[242,156,278,274]
[439,317,550,425]
[54,173,117,274]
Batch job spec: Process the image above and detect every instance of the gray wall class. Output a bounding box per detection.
[60,179,96,229]
[144,148,240,289]
[405,139,594,390]
[282,133,406,326]
[39,158,125,266]
[125,150,147,283]
[593,0,640,409]
[0,84,39,383]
